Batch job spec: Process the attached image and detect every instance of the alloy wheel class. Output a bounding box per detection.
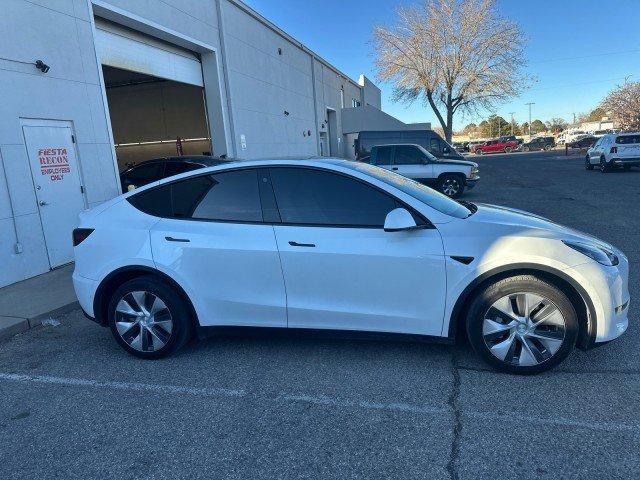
[114,291,173,352]
[442,178,460,196]
[482,292,566,367]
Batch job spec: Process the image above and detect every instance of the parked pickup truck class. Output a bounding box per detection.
[361,144,480,198]
[473,138,519,155]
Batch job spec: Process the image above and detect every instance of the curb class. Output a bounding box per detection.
[0,301,80,343]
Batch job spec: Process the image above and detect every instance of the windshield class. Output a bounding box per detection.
[343,162,472,219]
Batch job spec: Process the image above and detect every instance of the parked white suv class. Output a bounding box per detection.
[72,159,629,374]
[585,133,640,172]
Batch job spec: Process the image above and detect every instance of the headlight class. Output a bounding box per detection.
[562,240,619,266]
[470,166,479,178]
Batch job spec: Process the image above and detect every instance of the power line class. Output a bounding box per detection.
[528,75,636,92]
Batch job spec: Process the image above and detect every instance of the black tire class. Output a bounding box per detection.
[466,275,578,375]
[585,156,594,170]
[505,147,513,153]
[600,156,611,173]
[623,164,632,171]
[438,174,465,198]
[476,149,484,155]
[523,146,530,152]
[107,276,193,359]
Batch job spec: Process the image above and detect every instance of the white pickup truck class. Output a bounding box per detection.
[361,144,480,197]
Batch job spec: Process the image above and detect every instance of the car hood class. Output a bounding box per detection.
[470,203,612,248]
[436,159,478,167]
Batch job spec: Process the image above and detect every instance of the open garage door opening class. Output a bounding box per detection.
[96,19,211,171]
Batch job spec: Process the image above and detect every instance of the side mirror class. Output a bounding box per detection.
[443,146,451,155]
[384,208,418,232]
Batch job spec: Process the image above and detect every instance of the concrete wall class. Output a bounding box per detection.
[0,0,388,286]
[0,0,119,286]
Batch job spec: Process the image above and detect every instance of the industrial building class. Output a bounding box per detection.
[0,0,427,287]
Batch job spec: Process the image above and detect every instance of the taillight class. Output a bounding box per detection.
[610,146,617,154]
[72,228,94,246]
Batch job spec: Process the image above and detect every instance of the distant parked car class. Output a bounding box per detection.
[362,144,479,197]
[119,156,230,193]
[498,135,523,145]
[521,137,556,152]
[585,133,640,172]
[473,138,519,154]
[566,136,596,150]
[453,142,470,153]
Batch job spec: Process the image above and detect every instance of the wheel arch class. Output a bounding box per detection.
[447,263,597,350]
[93,265,199,329]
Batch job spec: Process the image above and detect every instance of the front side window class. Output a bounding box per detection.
[269,168,398,227]
[128,169,263,222]
[429,138,441,152]
[394,146,424,165]
[375,147,393,165]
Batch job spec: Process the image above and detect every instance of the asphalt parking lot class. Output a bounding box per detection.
[1,150,639,480]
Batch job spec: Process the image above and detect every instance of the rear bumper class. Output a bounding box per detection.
[611,157,640,166]
[72,271,98,319]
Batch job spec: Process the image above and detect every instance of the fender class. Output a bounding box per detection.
[446,263,597,349]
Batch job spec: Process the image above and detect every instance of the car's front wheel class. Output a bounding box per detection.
[107,276,193,359]
[600,156,612,173]
[438,174,464,198]
[466,275,578,374]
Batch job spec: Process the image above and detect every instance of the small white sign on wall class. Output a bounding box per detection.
[240,134,247,151]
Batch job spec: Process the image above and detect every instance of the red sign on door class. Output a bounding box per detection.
[38,148,70,181]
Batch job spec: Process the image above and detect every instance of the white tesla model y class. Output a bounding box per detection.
[72,159,630,374]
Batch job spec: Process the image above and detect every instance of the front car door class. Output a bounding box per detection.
[268,166,447,336]
[392,145,434,184]
[147,168,287,327]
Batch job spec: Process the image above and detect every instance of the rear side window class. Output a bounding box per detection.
[429,138,441,152]
[269,168,398,227]
[128,169,263,222]
[616,135,640,144]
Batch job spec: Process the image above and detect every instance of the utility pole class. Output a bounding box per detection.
[525,102,535,139]
[509,112,515,136]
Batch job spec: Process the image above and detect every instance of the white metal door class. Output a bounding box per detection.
[22,121,85,268]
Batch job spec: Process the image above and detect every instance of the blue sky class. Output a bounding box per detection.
[243,0,640,130]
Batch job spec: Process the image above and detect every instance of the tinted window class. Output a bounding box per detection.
[269,168,398,227]
[429,138,441,152]
[616,135,640,144]
[123,163,163,187]
[375,146,393,165]
[165,161,203,177]
[394,146,424,165]
[190,170,262,222]
[128,169,262,222]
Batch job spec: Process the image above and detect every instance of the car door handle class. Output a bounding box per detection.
[165,236,190,243]
[289,241,315,248]
[392,167,398,170]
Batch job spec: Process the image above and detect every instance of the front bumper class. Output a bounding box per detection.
[466,176,480,189]
[569,255,630,346]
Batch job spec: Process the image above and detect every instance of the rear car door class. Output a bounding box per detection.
[145,169,287,327]
[268,166,446,336]
[392,145,433,183]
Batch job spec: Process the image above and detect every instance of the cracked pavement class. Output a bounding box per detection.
[1,150,639,479]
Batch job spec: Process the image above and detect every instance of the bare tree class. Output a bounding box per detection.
[373,0,528,142]
[601,82,640,132]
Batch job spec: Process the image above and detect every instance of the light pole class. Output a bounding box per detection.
[525,102,535,139]
[509,112,515,136]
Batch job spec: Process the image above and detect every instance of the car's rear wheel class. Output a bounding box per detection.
[466,275,578,374]
[523,146,530,152]
[107,276,193,359]
[505,147,513,153]
[476,149,484,155]
[438,174,464,198]
[600,156,611,173]
[585,156,594,170]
